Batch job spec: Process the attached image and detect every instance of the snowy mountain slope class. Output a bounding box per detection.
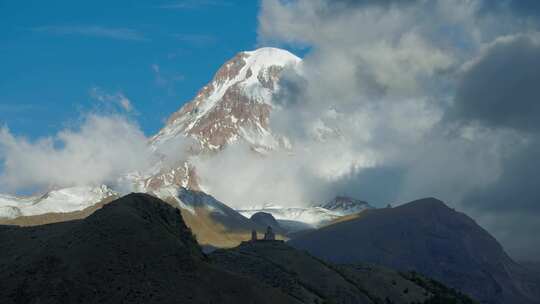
[237,205,340,227]
[319,196,374,216]
[132,47,302,195]
[237,196,374,228]
[0,186,116,219]
[151,47,301,152]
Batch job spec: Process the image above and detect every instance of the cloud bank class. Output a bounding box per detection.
[245,0,540,260]
[0,115,152,193]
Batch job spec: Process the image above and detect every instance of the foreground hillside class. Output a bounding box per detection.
[0,193,295,304]
[289,198,540,304]
[211,241,476,304]
[0,193,476,304]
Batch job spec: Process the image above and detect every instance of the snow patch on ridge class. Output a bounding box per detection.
[237,197,374,227]
[0,185,116,219]
[237,205,341,227]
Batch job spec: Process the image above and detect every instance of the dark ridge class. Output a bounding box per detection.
[289,197,540,304]
[211,240,477,304]
[396,197,447,209]
[0,193,296,304]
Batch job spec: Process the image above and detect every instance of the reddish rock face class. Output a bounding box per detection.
[144,48,301,192]
[152,47,301,152]
[143,161,201,192]
[184,84,273,149]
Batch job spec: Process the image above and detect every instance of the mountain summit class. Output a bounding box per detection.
[133,47,302,198]
[151,47,301,152]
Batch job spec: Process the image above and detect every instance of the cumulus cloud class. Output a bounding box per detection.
[252,0,540,260]
[193,144,317,208]
[90,87,135,113]
[0,115,152,193]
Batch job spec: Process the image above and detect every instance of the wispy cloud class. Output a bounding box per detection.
[172,33,218,46]
[158,0,232,9]
[151,64,185,95]
[32,25,147,41]
[89,87,135,113]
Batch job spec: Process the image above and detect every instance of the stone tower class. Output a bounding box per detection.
[251,229,257,241]
[263,226,275,241]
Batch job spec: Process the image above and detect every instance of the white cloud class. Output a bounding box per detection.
[90,87,135,113]
[0,115,152,192]
[118,96,133,112]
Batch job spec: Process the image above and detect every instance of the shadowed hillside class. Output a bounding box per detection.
[0,193,296,304]
[289,198,540,304]
[211,241,477,304]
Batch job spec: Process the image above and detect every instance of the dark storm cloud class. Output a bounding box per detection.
[447,33,540,260]
[450,34,540,132]
[464,140,540,214]
[461,139,540,260]
[333,0,540,18]
[479,0,540,18]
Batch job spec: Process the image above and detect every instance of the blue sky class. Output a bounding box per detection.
[0,0,269,138]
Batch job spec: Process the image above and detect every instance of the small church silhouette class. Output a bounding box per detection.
[251,226,275,241]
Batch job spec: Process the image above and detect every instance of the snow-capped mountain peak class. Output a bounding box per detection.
[151,47,301,152]
[319,196,373,216]
[1,48,304,222]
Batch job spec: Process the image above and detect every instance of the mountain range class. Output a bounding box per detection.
[0,193,477,304]
[1,47,539,303]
